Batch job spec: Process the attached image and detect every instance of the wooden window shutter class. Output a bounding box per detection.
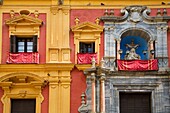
[92,42,95,53]
[33,35,37,52]
[10,35,17,53]
[79,42,83,53]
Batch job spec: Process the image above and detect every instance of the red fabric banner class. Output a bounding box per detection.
[7,52,39,64]
[77,53,97,64]
[117,59,158,71]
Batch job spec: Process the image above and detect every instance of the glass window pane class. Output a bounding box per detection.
[27,42,33,52]
[18,42,24,52]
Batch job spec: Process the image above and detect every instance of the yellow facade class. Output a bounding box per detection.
[0,1,73,113]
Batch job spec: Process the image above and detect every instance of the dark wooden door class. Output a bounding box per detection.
[11,99,36,113]
[120,92,151,113]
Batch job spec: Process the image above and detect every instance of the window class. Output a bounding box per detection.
[79,42,95,53]
[11,99,36,113]
[17,38,33,52]
[10,35,37,53]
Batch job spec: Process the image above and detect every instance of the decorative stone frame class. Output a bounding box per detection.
[101,5,170,68]
[5,10,43,52]
[111,83,158,113]
[6,10,42,37]
[72,22,103,64]
[104,76,170,113]
[0,73,46,113]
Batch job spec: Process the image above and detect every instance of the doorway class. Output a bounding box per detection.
[120,92,151,113]
[11,99,36,113]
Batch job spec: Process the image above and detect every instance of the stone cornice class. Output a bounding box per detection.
[101,5,170,23]
[75,64,93,71]
[71,21,103,32]
[0,64,74,72]
[6,14,42,26]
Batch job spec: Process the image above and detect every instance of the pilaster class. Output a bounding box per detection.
[48,70,71,113]
[48,6,70,63]
[156,25,169,67]
[156,26,163,58]
[60,71,71,113]
[104,27,110,57]
[49,77,60,113]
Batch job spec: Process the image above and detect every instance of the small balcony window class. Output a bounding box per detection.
[7,35,39,64]
[79,42,95,53]
[10,35,37,53]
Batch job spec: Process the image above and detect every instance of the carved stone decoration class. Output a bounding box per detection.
[19,90,27,97]
[101,5,170,69]
[10,10,15,18]
[75,17,80,25]
[0,72,46,113]
[19,10,31,16]
[95,18,100,25]
[34,10,39,18]
[50,6,59,15]
[5,12,43,37]
[58,0,63,5]
[78,93,89,113]
[128,6,142,22]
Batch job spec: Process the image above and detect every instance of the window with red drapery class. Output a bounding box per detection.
[7,35,39,64]
[78,42,97,64]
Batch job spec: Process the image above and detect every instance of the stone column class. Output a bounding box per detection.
[91,73,96,113]
[116,38,121,59]
[100,73,106,113]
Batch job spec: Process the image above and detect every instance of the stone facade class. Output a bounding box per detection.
[79,5,170,113]
[101,5,170,68]
[105,72,170,113]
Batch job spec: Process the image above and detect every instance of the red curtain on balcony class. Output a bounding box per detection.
[77,53,97,64]
[6,52,39,64]
[117,59,158,71]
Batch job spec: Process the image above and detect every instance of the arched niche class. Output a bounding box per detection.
[120,28,154,60]
[0,72,46,113]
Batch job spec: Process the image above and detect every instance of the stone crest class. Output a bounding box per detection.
[126,6,146,23]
